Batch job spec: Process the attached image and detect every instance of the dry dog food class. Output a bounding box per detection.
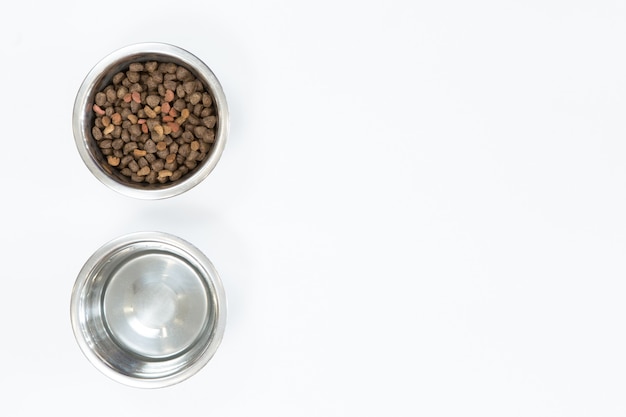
[91,61,216,184]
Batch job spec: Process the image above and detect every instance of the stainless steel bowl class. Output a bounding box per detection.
[70,232,226,388]
[72,43,229,199]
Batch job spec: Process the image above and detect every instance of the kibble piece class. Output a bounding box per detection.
[107,155,120,166]
[202,92,212,107]
[151,159,165,172]
[145,61,158,72]
[133,149,147,158]
[129,62,144,72]
[176,66,193,81]
[183,81,197,95]
[131,173,145,183]
[189,92,202,105]
[123,142,138,154]
[105,87,117,103]
[144,139,157,153]
[163,80,178,92]
[92,126,103,140]
[127,71,140,83]
[164,62,177,74]
[95,92,107,107]
[146,95,160,108]
[158,169,173,178]
[102,125,115,136]
[112,139,124,150]
[111,113,122,125]
[112,72,125,84]
[137,166,150,176]
[146,170,158,184]
[156,141,168,152]
[202,116,217,128]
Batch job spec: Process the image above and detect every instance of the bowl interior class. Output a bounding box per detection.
[73,237,222,385]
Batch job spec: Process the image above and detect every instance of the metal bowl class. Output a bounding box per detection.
[70,232,226,388]
[72,43,229,199]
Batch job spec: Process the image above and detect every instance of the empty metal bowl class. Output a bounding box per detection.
[70,232,226,388]
[72,43,229,199]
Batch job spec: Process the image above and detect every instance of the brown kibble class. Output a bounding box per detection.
[123,142,138,154]
[202,116,217,128]
[144,139,157,153]
[93,104,106,116]
[129,62,144,72]
[173,99,186,111]
[189,92,202,105]
[131,174,145,183]
[202,93,212,107]
[178,143,191,157]
[146,95,160,108]
[127,71,140,83]
[112,139,124,150]
[107,155,120,166]
[116,86,129,100]
[136,166,150,176]
[133,149,147,157]
[132,91,141,103]
[183,81,197,95]
[158,169,173,178]
[112,72,125,85]
[190,141,200,152]
[101,116,111,127]
[164,80,178,91]
[95,92,107,107]
[145,61,158,72]
[92,126,103,140]
[175,66,193,81]
[176,85,186,98]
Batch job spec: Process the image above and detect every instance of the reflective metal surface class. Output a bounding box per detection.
[72,43,229,199]
[70,232,226,388]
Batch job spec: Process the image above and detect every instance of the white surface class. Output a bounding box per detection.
[1,1,625,415]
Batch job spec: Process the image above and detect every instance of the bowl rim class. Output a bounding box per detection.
[70,231,227,388]
[72,42,229,200]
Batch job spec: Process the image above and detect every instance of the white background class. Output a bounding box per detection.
[1,1,625,415]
